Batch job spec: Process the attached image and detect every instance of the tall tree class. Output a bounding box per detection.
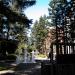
[0,0,36,56]
[0,0,36,39]
[48,0,64,26]
[31,15,50,53]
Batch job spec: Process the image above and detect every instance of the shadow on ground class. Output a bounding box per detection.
[0,62,41,75]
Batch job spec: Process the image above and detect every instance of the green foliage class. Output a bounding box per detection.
[27,45,36,52]
[0,40,18,55]
[0,0,36,56]
[15,28,28,54]
[31,15,51,51]
[48,0,65,25]
[6,54,16,61]
[16,43,27,54]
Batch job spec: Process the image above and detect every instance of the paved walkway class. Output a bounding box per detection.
[0,63,41,75]
[0,70,15,75]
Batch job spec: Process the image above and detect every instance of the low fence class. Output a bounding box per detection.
[41,63,75,75]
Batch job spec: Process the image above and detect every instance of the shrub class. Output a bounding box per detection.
[6,54,16,61]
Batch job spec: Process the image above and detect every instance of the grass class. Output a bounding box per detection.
[35,54,47,58]
[0,66,16,71]
[0,67,8,71]
[0,62,16,71]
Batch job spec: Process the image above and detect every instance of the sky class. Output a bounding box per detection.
[24,0,50,23]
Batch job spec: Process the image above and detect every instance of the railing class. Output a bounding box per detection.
[50,43,75,63]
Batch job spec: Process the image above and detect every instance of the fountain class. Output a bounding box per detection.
[31,50,36,63]
[23,49,36,63]
[16,55,21,64]
[16,49,36,64]
[23,49,28,63]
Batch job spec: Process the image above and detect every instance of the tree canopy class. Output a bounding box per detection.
[31,15,51,53]
[0,0,36,56]
[48,0,65,26]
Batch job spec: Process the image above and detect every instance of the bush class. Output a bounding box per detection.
[0,55,7,60]
[6,54,16,61]
[0,40,18,55]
